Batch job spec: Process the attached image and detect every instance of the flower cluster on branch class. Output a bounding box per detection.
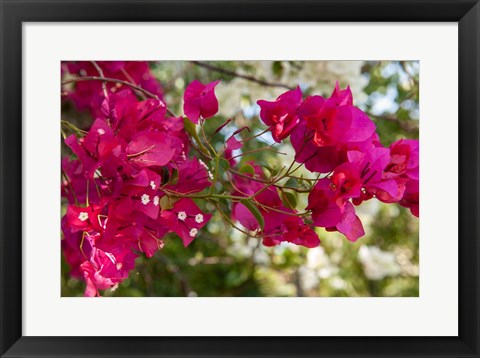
[61,61,418,296]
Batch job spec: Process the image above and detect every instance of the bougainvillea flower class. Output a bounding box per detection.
[131,187,162,220]
[137,230,165,258]
[64,134,101,178]
[230,163,283,209]
[287,84,375,173]
[232,202,261,231]
[384,139,419,180]
[60,75,420,295]
[61,158,105,204]
[126,130,176,169]
[183,80,220,123]
[100,89,140,141]
[137,98,167,127]
[63,61,163,117]
[81,261,116,297]
[290,120,377,174]
[330,162,363,203]
[65,119,123,179]
[344,145,404,204]
[257,86,302,142]
[82,118,116,155]
[166,158,212,194]
[282,217,321,248]
[235,202,320,249]
[160,199,211,247]
[399,179,419,217]
[226,134,243,150]
[306,178,344,228]
[334,201,365,242]
[61,216,91,278]
[369,177,406,204]
[290,123,342,173]
[99,213,166,259]
[223,147,237,168]
[117,169,163,220]
[329,81,354,106]
[298,91,375,147]
[65,202,106,233]
[307,180,365,242]
[347,146,390,185]
[230,164,320,248]
[80,235,137,297]
[91,243,137,281]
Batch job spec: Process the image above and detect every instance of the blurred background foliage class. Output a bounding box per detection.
[62,60,419,297]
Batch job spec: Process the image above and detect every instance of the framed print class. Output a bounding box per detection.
[1,0,479,357]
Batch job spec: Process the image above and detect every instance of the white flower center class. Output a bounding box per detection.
[195,214,204,223]
[141,194,150,205]
[97,128,105,135]
[153,196,159,206]
[116,263,123,270]
[177,211,187,221]
[189,228,198,237]
[149,181,156,190]
[78,212,89,221]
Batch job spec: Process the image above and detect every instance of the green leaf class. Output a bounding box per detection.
[281,191,297,210]
[240,199,264,230]
[218,157,230,171]
[265,167,278,178]
[239,163,255,176]
[285,177,298,187]
[183,117,197,138]
[167,168,179,185]
[160,166,170,184]
[257,162,278,178]
[272,61,284,77]
[183,117,209,154]
[160,196,177,210]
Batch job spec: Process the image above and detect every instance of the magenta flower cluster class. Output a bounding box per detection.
[62,70,212,296]
[61,61,418,296]
[258,84,419,242]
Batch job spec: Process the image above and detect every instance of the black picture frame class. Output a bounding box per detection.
[1,0,479,357]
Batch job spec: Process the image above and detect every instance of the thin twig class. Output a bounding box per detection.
[369,113,419,133]
[191,61,294,90]
[90,61,108,98]
[62,75,178,118]
[63,76,158,99]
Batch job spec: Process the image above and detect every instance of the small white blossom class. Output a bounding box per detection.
[177,211,187,221]
[149,181,156,190]
[97,128,105,135]
[189,228,198,237]
[153,196,160,206]
[78,212,89,221]
[195,214,204,223]
[116,263,123,270]
[208,171,214,180]
[141,194,150,205]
